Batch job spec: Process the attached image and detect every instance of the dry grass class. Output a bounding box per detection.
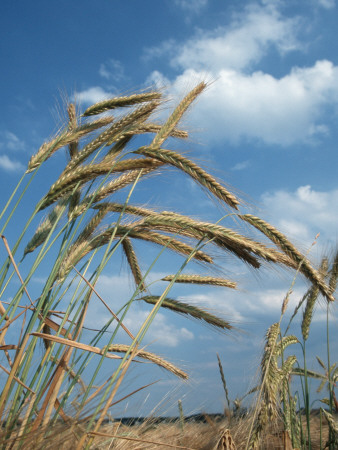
[1,413,331,449]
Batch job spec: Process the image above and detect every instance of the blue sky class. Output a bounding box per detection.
[1,0,337,417]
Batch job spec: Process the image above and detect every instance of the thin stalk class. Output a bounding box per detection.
[0,171,27,227]
[72,173,147,412]
[299,341,311,449]
[0,165,47,272]
[18,260,96,433]
[178,399,184,433]
[326,304,334,449]
[0,333,30,421]
[82,235,211,449]
[320,408,323,450]
[77,219,215,421]
[45,172,146,425]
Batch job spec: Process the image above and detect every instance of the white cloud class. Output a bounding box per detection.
[174,184,338,322]
[231,160,250,171]
[174,0,208,13]
[249,287,333,323]
[99,58,126,82]
[124,310,194,347]
[177,291,245,323]
[0,131,25,152]
[147,3,301,72]
[179,286,307,326]
[178,274,333,333]
[261,185,338,248]
[143,3,338,146]
[75,86,113,106]
[147,59,338,146]
[83,274,194,348]
[204,59,338,145]
[143,41,176,63]
[145,70,172,91]
[317,0,335,8]
[0,155,24,172]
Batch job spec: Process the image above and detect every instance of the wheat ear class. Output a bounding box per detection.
[139,296,233,331]
[301,285,320,342]
[27,116,114,172]
[123,211,266,268]
[95,204,291,267]
[92,204,283,268]
[145,222,262,267]
[78,208,111,242]
[93,202,158,217]
[274,335,299,357]
[131,123,188,139]
[82,91,162,116]
[58,226,213,280]
[321,408,338,443]
[122,237,146,291]
[76,169,157,218]
[129,220,261,268]
[62,100,161,174]
[58,239,92,281]
[301,257,329,340]
[249,323,282,448]
[328,248,338,295]
[67,103,79,158]
[217,354,232,413]
[136,147,240,209]
[67,104,82,214]
[23,198,68,257]
[161,274,237,289]
[143,212,296,268]
[261,323,281,412]
[150,82,206,148]
[239,214,334,302]
[104,344,187,379]
[100,226,213,263]
[39,158,163,210]
[104,123,188,161]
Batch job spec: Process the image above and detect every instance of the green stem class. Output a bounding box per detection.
[326,305,334,450]
[302,342,311,450]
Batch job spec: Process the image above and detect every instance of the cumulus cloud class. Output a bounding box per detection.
[83,274,194,348]
[0,155,24,172]
[0,131,26,172]
[231,160,251,171]
[174,0,208,13]
[178,274,331,333]
[143,3,338,146]
[178,292,245,323]
[125,311,194,347]
[261,184,338,247]
[152,60,338,146]
[169,3,301,72]
[175,184,338,323]
[74,86,114,106]
[0,131,25,172]
[317,0,335,8]
[142,40,176,63]
[0,131,25,152]
[145,70,171,89]
[144,3,300,71]
[99,58,126,82]
[178,285,310,334]
[183,60,338,145]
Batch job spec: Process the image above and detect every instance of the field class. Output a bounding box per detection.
[0,84,336,449]
[1,412,333,449]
